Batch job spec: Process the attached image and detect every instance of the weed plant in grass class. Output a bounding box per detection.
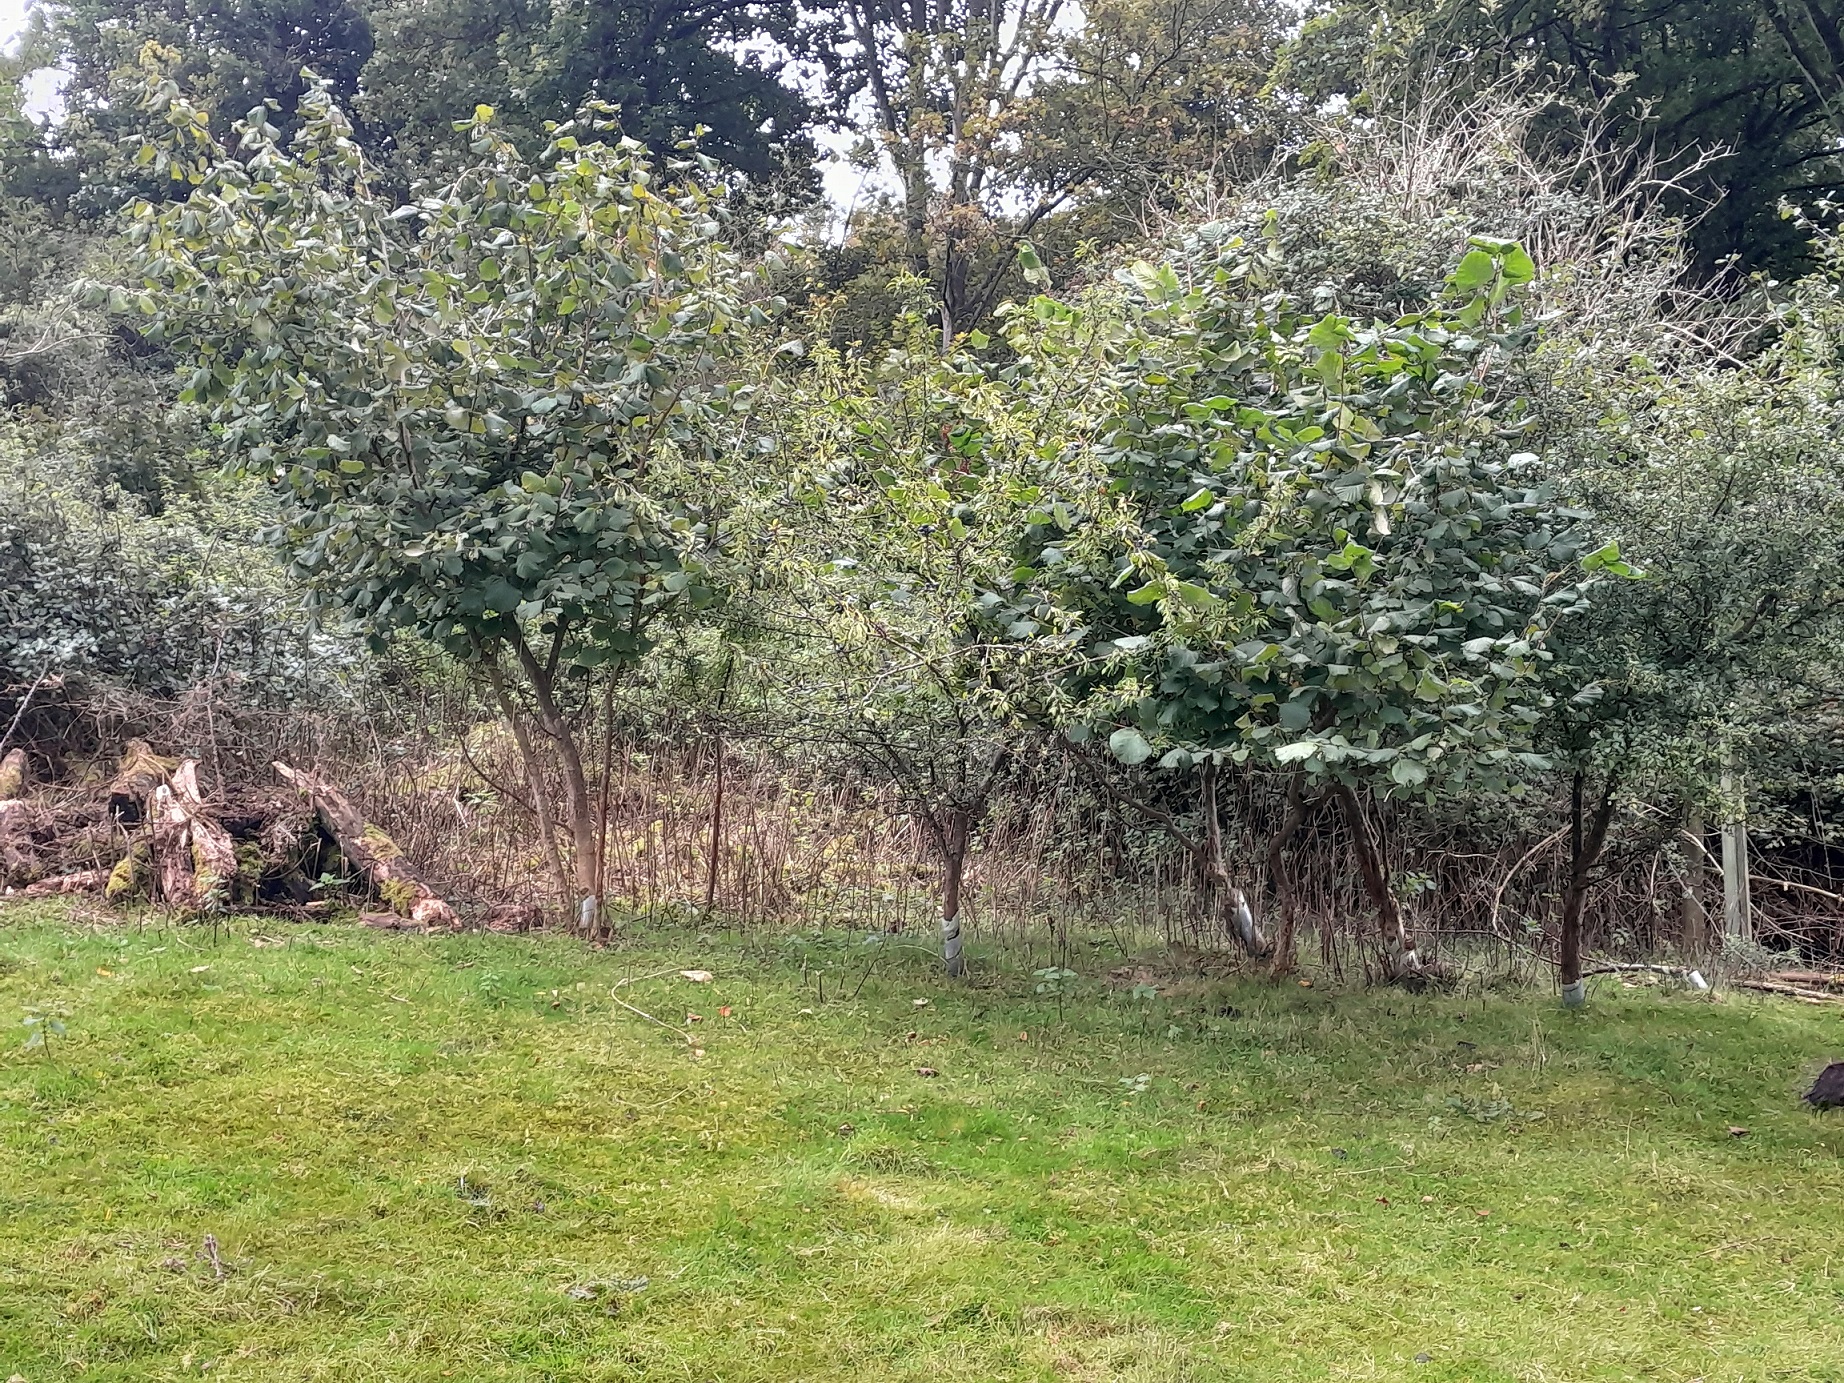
[2,901,1842,1381]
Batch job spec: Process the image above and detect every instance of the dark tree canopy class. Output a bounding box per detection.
[38,0,374,147]
[29,0,816,207]
[358,0,818,192]
[1285,0,1844,272]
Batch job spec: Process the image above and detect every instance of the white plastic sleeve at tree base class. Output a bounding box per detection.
[578,896,597,931]
[1232,895,1257,949]
[939,915,962,967]
[1385,933,1422,972]
[1561,980,1587,1008]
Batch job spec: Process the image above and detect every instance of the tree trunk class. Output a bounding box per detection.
[939,806,969,978]
[149,782,197,908]
[108,739,175,824]
[487,664,573,917]
[1203,760,1269,956]
[1332,784,1420,978]
[1681,803,1708,956]
[1265,771,1309,978]
[1558,773,1618,1008]
[511,637,600,933]
[273,762,457,930]
[145,759,236,910]
[1720,762,1753,944]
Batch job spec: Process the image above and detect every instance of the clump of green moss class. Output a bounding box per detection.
[360,823,403,861]
[104,838,151,901]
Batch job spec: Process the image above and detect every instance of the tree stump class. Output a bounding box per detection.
[109,741,176,823]
[273,762,458,931]
[0,747,27,800]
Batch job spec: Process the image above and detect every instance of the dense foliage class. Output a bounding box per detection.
[3,0,1844,980]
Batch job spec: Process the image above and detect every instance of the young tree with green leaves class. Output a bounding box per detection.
[991,232,1599,977]
[1532,225,1844,1001]
[732,290,1106,974]
[111,76,763,931]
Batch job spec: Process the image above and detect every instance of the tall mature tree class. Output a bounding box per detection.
[817,0,1283,346]
[359,0,819,192]
[1282,0,1844,271]
[32,0,374,208]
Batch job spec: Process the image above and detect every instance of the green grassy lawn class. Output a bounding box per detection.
[1,902,1841,1382]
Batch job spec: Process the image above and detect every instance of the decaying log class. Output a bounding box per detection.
[108,740,176,823]
[1,797,50,886]
[1733,977,1844,1005]
[149,782,194,906]
[173,760,237,901]
[22,868,104,896]
[0,747,27,800]
[1760,970,1844,991]
[360,910,420,931]
[141,758,241,910]
[273,762,457,931]
[484,902,540,934]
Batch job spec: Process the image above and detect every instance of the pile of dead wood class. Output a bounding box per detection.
[0,741,465,930]
[1587,960,1844,1005]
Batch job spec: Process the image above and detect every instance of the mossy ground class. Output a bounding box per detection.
[2,900,1841,1381]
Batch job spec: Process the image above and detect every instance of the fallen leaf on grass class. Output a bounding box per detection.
[915,1066,939,1078]
[1728,1126,1749,1138]
[679,969,714,983]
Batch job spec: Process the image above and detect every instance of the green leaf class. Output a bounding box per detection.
[1274,741,1317,764]
[1452,249,1497,290]
[1108,728,1153,765]
[1389,758,1429,788]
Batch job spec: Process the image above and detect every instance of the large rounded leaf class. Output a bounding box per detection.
[1108,727,1153,765]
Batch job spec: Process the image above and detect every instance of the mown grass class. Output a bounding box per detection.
[1,901,1841,1382]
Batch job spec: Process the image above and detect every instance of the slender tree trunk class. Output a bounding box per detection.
[1681,803,1708,956]
[702,659,735,920]
[939,806,969,978]
[1558,774,1617,1008]
[704,727,727,918]
[1201,760,1269,956]
[1720,761,1753,945]
[486,663,572,916]
[512,636,599,932]
[1332,783,1419,978]
[1265,771,1309,978]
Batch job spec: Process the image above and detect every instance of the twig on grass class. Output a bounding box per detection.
[610,993,700,1047]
